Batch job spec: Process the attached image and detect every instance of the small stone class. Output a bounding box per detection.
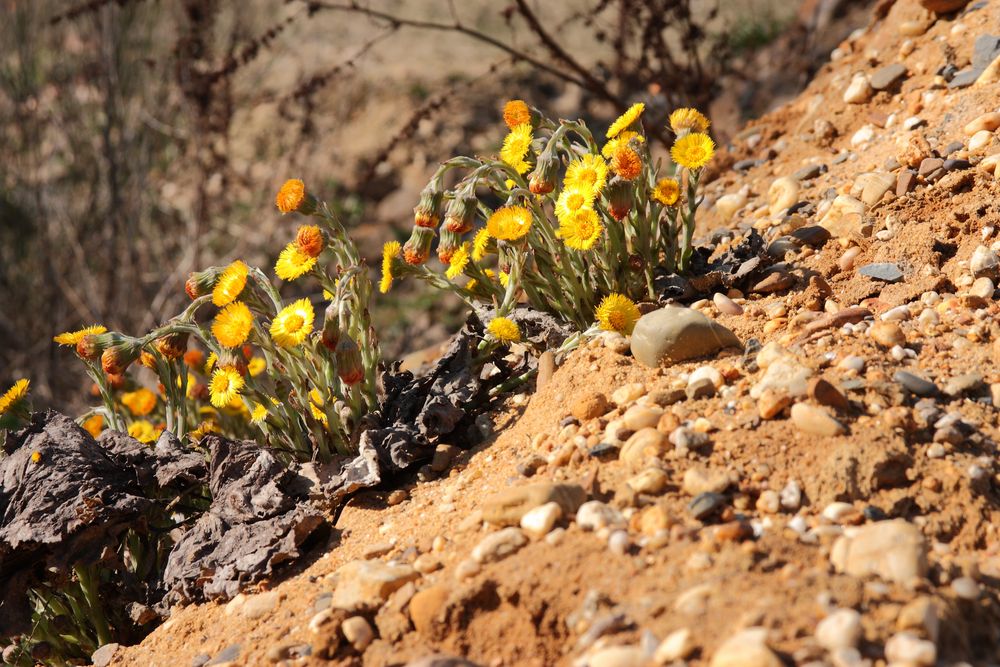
[630,305,741,368]
[851,125,874,147]
[816,608,862,650]
[308,608,336,634]
[970,245,999,279]
[715,187,749,220]
[768,176,800,215]
[627,468,669,495]
[431,444,460,472]
[851,172,896,206]
[588,646,648,667]
[688,492,725,521]
[944,372,983,397]
[838,355,865,372]
[363,542,395,559]
[791,403,846,437]
[387,489,408,506]
[607,530,629,556]
[619,428,669,470]
[829,519,928,584]
[897,597,939,640]
[790,225,831,248]
[331,561,420,612]
[206,645,241,666]
[756,490,780,514]
[413,554,442,574]
[686,377,716,400]
[751,271,795,294]
[576,501,625,531]
[482,483,586,526]
[968,129,994,152]
[894,371,938,397]
[520,502,562,539]
[869,321,905,348]
[896,169,917,195]
[951,576,980,599]
[964,111,1000,136]
[918,157,944,177]
[884,632,936,666]
[623,404,662,431]
[709,628,782,667]
[611,382,646,406]
[780,480,802,510]
[409,585,450,635]
[455,559,481,580]
[969,277,994,299]
[870,63,907,90]
[241,591,281,619]
[808,378,849,410]
[91,644,120,667]
[683,467,730,495]
[843,73,873,104]
[943,157,972,172]
[858,262,903,282]
[654,628,695,664]
[819,195,865,237]
[471,527,527,564]
[573,392,610,420]
[714,292,743,315]
[758,389,792,419]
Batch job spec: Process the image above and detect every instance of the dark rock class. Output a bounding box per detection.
[790,226,831,248]
[918,158,944,177]
[941,141,965,156]
[792,164,826,180]
[767,238,798,258]
[689,492,726,521]
[589,442,619,458]
[896,170,917,195]
[733,158,765,172]
[948,70,980,88]
[943,158,972,171]
[516,454,547,477]
[894,371,939,397]
[870,63,907,90]
[863,506,888,521]
[809,378,850,411]
[859,263,904,282]
[949,34,1000,87]
[751,271,796,294]
[686,378,717,400]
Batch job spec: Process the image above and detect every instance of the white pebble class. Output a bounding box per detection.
[816,608,862,650]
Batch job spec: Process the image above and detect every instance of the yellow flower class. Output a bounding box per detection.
[127,419,157,444]
[503,99,531,129]
[499,271,510,288]
[248,356,266,377]
[610,144,642,180]
[564,154,608,195]
[595,293,641,335]
[270,298,314,348]
[212,260,249,307]
[309,388,328,427]
[472,228,492,261]
[204,352,217,374]
[465,269,497,293]
[380,241,401,294]
[275,178,305,214]
[652,178,680,206]
[671,132,715,170]
[446,243,470,280]
[275,242,317,281]
[486,206,532,241]
[487,317,520,343]
[53,325,106,346]
[30,451,41,464]
[555,188,595,224]
[558,209,603,251]
[250,403,268,425]
[189,420,218,442]
[121,388,157,417]
[0,379,30,416]
[669,107,710,134]
[82,414,104,438]
[500,123,533,175]
[209,367,244,409]
[212,301,254,348]
[601,131,644,158]
[606,102,645,139]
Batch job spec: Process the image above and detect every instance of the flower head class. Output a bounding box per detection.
[595,293,641,335]
[606,102,645,139]
[669,108,710,135]
[500,123,533,175]
[601,131,644,158]
[564,154,608,195]
[248,356,266,377]
[446,243,470,280]
[652,178,681,206]
[380,241,401,294]
[0,379,30,416]
[82,414,104,438]
[413,185,442,229]
[558,209,603,251]
[270,298,314,348]
[54,325,106,347]
[212,260,249,307]
[275,242,317,281]
[212,301,254,348]
[555,188,595,224]
[209,367,245,409]
[276,179,306,214]
[183,349,205,368]
[671,132,715,170]
[128,419,158,444]
[486,206,532,241]
[503,99,531,129]
[154,332,189,360]
[295,225,325,258]
[189,420,218,442]
[487,317,521,344]
[403,227,434,265]
[472,227,492,262]
[121,388,157,416]
[204,352,217,374]
[250,403,268,425]
[610,144,642,181]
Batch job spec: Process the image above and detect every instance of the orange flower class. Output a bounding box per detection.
[275,179,306,214]
[295,225,325,258]
[610,145,642,181]
[503,100,531,129]
[183,349,205,368]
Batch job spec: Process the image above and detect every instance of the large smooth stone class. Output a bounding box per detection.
[630,306,742,368]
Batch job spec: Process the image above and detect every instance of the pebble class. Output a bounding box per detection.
[758,389,792,419]
[858,262,902,282]
[341,616,375,651]
[808,378,849,410]
[969,276,994,298]
[943,372,983,397]
[768,176,800,215]
[815,608,862,650]
[520,502,562,539]
[819,195,865,237]
[964,111,1000,135]
[241,591,281,619]
[686,377,717,400]
[308,608,336,634]
[688,492,726,521]
[413,554,442,574]
[683,467,730,495]
[714,186,749,220]
[884,632,936,666]
[869,321,905,348]
[790,403,846,437]
[870,63,907,90]
[756,490,780,513]
[968,129,994,152]
[896,596,939,640]
[588,646,648,667]
[330,561,421,612]
[387,489,408,506]
[843,73,873,104]
[970,245,999,278]
[206,645,241,666]
[852,172,896,206]
[573,392,610,420]
[619,428,669,470]
[894,371,939,397]
[630,305,741,368]
[838,355,865,372]
[482,483,586,526]
[709,628,782,667]
[623,404,662,431]
[628,468,669,495]
[714,292,743,315]
[829,519,928,584]
[607,530,629,556]
[576,501,625,531]
[780,480,802,510]
[471,527,527,563]
[91,644,120,667]
[850,125,874,147]
[653,628,695,663]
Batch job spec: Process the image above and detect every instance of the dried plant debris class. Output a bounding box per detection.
[654,228,769,300]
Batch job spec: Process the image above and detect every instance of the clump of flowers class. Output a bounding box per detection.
[384,102,714,338]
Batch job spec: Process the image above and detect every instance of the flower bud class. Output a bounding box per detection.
[335,336,364,385]
[628,253,645,272]
[140,351,158,370]
[100,336,143,375]
[184,266,223,300]
[321,302,340,351]
[528,150,559,195]
[413,184,443,229]
[155,331,189,360]
[607,179,633,222]
[76,332,123,361]
[436,230,463,264]
[443,195,477,234]
[218,348,248,377]
[403,226,435,265]
[275,178,318,216]
[295,225,325,258]
[105,373,127,390]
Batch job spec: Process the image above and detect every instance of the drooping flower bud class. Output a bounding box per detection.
[436,229,464,264]
[295,225,325,258]
[443,195,477,234]
[155,331,189,360]
[335,335,364,385]
[105,373,126,390]
[528,150,559,195]
[184,266,223,300]
[320,302,340,351]
[100,336,143,375]
[607,179,634,222]
[413,183,443,229]
[403,226,435,265]
[76,332,124,361]
[139,351,158,370]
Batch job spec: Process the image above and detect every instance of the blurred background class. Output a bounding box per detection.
[0,0,873,410]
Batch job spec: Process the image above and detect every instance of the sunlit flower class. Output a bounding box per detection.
[486,206,532,241]
[601,131,644,158]
[472,227,492,261]
[606,102,645,139]
[669,107,710,134]
[465,268,497,293]
[308,388,328,427]
[184,349,205,368]
[380,241,401,294]
[82,414,104,438]
[671,132,715,170]
[652,178,681,206]
[189,420,218,442]
[295,225,325,258]
[487,317,520,343]
[212,260,249,307]
[204,352,217,374]
[446,243,470,280]
[499,271,510,288]
[30,451,42,464]
[595,293,641,335]
[250,403,268,425]
[139,351,158,370]
[275,178,305,214]
[0,379,30,416]
[555,187,595,224]
[121,388,157,417]
[610,144,642,180]
[53,325,106,346]
[564,154,608,195]
[275,242,317,281]
[248,356,266,377]
[212,301,254,348]
[209,367,244,409]
[558,209,603,251]
[503,99,531,128]
[270,298,314,348]
[500,123,533,175]
[127,419,158,444]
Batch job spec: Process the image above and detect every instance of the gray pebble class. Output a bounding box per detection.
[688,492,725,520]
[859,263,903,282]
[894,371,938,397]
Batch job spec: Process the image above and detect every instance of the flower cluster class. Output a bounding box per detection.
[383,101,714,339]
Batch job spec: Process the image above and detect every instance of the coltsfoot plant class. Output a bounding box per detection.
[382,101,715,340]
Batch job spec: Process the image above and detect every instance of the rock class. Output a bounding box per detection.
[768,176,800,215]
[409,585,450,635]
[520,502,562,539]
[714,292,743,315]
[894,371,938,397]
[808,378,849,410]
[628,468,669,495]
[884,632,936,665]
[976,53,1000,86]
[611,382,646,406]
[816,609,862,650]
[870,63,907,90]
[918,157,943,177]
[91,643,120,667]
[969,276,994,299]
[573,392,609,421]
[843,73,873,104]
[471,527,527,563]
[943,372,983,397]
[751,271,795,294]
[758,389,792,419]
[790,225,831,248]
[751,357,813,399]
[331,561,421,612]
[413,554,442,574]
[241,591,281,619]
[623,405,662,431]
[869,321,905,348]
[970,245,999,278]
[709,628,782,667]
[404,656,481,667]
[756,490,780,513]
[206,645,241,666]
[431,444,460,472]
[607,530,629,556]
[619,428,669,470]
[780,480,802,510]
[968,129,994,151]
[341,616,375,651]
[688,492,725,521]
[896,597,939,641]
[791,403,846,437]
[896,169,917,195]
[536,350,555,389]
[819,195,865,237]
[387,489,408,506]
[630,305,741,368]
[964,111,1000,136]
[919,0,968,11]
[363,542,394,559]
[686,377,716,400]
[851,125,874,147]
[482,483,586,526]
[830,519,928,584]
[576,501,625,531]
[683,467,730,495]
[851,172,896,206]
[858,263,903,282]
[654,628,695,664]
[588,646,648,667]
